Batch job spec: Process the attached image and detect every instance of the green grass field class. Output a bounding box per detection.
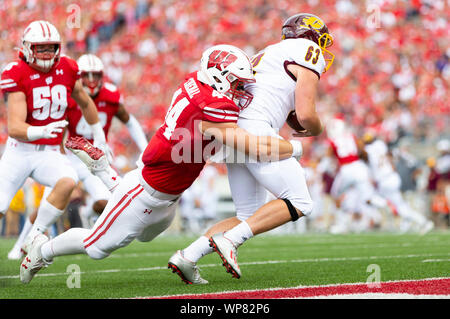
[0,231,449,299]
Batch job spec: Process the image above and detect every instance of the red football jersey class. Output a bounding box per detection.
[142,72,239,195]
[328,133,360,165]
[66,82,122,141]
[1,56,80,145]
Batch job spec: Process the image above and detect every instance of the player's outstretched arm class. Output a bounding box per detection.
[199,121,302,162]
[288,64,323,136]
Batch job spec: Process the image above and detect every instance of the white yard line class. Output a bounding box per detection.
[1,252,449,280]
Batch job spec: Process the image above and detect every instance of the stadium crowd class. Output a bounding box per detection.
[0,0,448,235]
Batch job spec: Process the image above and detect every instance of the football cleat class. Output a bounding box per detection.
[20,234,52,284]
[7,246,24,261]
[209,233,241,279]
[168,250,208,285]
[419,221,434,236]
[65,136,108,172]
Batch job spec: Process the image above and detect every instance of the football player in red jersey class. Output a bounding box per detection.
[326,117,383,233]
[0,21,108,257]
[67,53,148,221]
[7,54,148,260]
[19,44,303,284]
[169,13,333,284]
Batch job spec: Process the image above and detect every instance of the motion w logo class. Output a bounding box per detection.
[207,50,237,71]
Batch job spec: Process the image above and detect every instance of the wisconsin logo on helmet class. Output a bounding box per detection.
[207,50,238,71]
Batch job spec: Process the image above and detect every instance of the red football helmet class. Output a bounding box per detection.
[282,13,334,72]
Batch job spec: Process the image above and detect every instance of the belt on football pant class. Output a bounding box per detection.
[7,137,60,152]
[138,172,180,202]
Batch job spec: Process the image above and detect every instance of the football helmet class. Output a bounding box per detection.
[77,54,104,96]
[199,44,255,109]
[282,13,334,72]
[326,116,346,139]
[21,20,61,72]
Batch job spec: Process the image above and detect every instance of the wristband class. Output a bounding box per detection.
[289,139,303,158]
[26,126,44,141]
[90,122,106,144]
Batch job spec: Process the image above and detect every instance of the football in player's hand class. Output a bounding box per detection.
[286,111,305,132]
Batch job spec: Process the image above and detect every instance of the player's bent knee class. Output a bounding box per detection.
[55,177,77,193]
[282,198,313,220]
[0,197,9,216]
[85,245,110,260]
[93,200,107,214]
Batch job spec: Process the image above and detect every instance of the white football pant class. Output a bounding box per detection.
[83,168,179,259]
[43,149,111,204]
[378,173,426,225]
[226,118,313,221]
[0,137,78,215]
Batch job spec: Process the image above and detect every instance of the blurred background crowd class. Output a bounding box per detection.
[0,0,448,237]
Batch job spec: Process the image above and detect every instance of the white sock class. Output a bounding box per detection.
[27,199,64,240]
[182,236,213,263]
[12,217,33,250]
[94,166,121,192]
[223,221,254,247]
[41,228,90,261]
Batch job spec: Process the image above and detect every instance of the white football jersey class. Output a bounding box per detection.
[240,38,326,129]
[365,139,395,182]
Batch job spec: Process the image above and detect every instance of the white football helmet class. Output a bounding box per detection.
[21,20,61,72]
[326,117,347,139]
[77,54,104,96]
[199,44,255,109]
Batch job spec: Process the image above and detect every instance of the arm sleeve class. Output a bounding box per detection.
[126,114,148,153]
[1,62,23,94]
[201,101,239,123]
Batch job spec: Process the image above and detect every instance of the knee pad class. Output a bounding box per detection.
[282,198,314,219]
[85,245,110,260]
[281,198,300,221]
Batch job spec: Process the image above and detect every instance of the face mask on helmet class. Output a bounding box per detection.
[23,42,60,72]
[226,73,255,109]
[282,13,335,72]
[81,71,103,96]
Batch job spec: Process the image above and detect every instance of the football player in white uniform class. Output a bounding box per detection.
[326,117,384,234]
[168,13,334,284]
[363,133,434,234]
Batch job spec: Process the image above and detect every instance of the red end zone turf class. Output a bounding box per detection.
[150,278,450,299]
